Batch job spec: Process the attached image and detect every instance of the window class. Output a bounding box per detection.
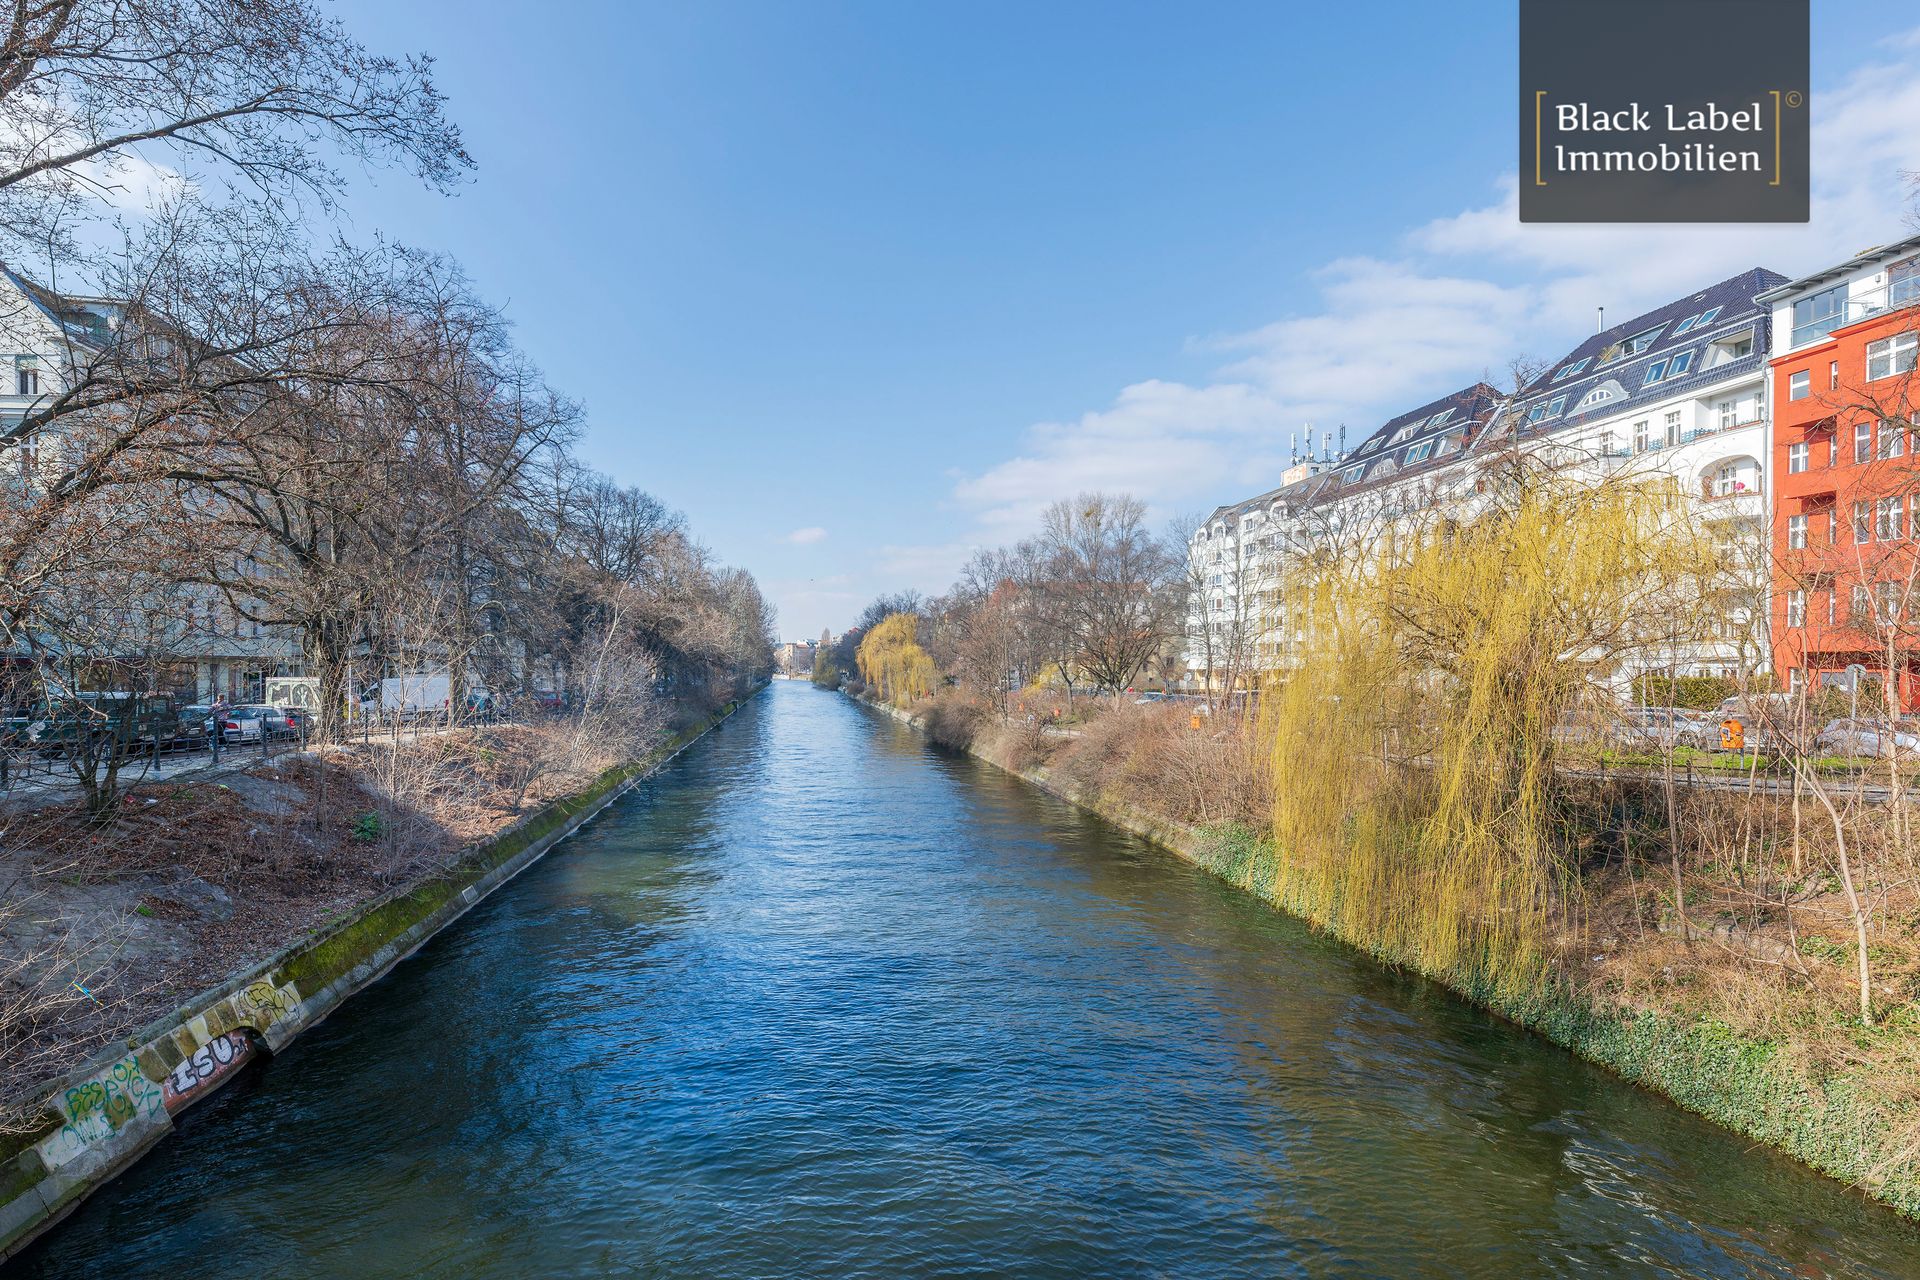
[1786,589,1806,628]
[1867,332,1917,381]
[1524,394,1568,425]
[1791,283,1848,346]
[1664,410,1682,446]
[1830,360,1840,390]
[1600,325,1664,365]
[1578,387,1614,408]
[1789,442,1809,473]
[1712,463,1748,497]
[1880,421,1907,460]
[1425,409,1455,428]
[1854,499,1873,542]
[1718,398,1738,429]
[1789,370,1811,400]
[1709,330,1755,364]
[14,365,37,396]
[1880,581,1905,625]
[1852,585,1873,623]
[1696,305,1721,327]
[1405,440,1435,463]
[1855,421,1873,464]
[1879,495,1906,540]
[1390,423,1417,444]
[1550,359,1589,382]
[1667,350,1694,378]
[1643,359,1669,385]
[1633,420,1650,452]
[1893,258,1919,309]
[1623,325,1662,355]
[1674,313,1701,335]
[1787,514,1808,548]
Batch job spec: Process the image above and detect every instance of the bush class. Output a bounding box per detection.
[1637,674,1738,710]
[923,693,984,751]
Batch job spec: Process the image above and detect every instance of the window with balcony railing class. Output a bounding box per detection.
[1792,283,1848,347]
[1891,260,1918,310]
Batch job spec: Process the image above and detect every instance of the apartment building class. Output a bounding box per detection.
[1186,384,1500,686]
[0,265,304,705]
[1762,235,1920,708]
[1498,267,1785,679]
[1187,268,1788,688]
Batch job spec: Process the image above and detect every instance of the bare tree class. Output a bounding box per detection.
[1037,492,1181,700]
[0,0,468,254]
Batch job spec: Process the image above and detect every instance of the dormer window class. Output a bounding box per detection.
[1551,358,1591,382]
[1526,394,1569,425]
[1425,408,1455,428]
[1601,325,1664,365]
[1674,313,1701,335]
[1696,305,1721,327]
[1708,329,1755,366]
[1643,359,1668,385]
[1406,440,1436,463]
[1578,386,1614,408]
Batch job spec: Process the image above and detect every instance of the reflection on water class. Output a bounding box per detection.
[17,682,1920,1278]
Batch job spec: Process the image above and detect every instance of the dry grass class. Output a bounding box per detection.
[0,716,655,1111]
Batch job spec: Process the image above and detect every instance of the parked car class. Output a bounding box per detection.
[217,704,292,743]
[279,706,311,737]
[1618,706,1714,750]
[1816,717,1920,758]
[36,692,188,757]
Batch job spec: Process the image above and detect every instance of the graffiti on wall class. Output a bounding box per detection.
[161,1029,254,1112]
[43,1056,165,1166]
[238,980,297,1024]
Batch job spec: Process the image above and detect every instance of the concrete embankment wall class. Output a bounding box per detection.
[856,691,1920,1219]
[0,689,761,1259]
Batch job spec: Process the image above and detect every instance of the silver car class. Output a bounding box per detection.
[1817,717,1920,757]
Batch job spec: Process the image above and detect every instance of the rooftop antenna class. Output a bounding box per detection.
[1596,305,1606,334]
[1338,425,1347,457]
[1289,429,1298,464]
[1322,430,1332,461]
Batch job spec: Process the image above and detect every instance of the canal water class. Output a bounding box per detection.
[17,681,1920,1278]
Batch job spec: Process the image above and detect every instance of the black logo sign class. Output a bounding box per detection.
[1520,0,1809,223]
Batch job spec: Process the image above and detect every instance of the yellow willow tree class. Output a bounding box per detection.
[1259,458,1722,994]
[857,611,938,706]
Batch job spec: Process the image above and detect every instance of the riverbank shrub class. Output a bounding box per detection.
[922,693,984,750]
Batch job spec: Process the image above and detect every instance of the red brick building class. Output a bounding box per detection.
[1762,238,1920,707]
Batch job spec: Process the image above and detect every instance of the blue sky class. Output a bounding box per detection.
[320,1,1920,639]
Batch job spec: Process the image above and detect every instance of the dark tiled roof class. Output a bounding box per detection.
[1204,383,1502,526]
[1319,382,1502,497]
[1507,267,1784,442]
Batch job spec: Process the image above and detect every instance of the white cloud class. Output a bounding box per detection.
[950,27,1920,540]
[785,526,828,545]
